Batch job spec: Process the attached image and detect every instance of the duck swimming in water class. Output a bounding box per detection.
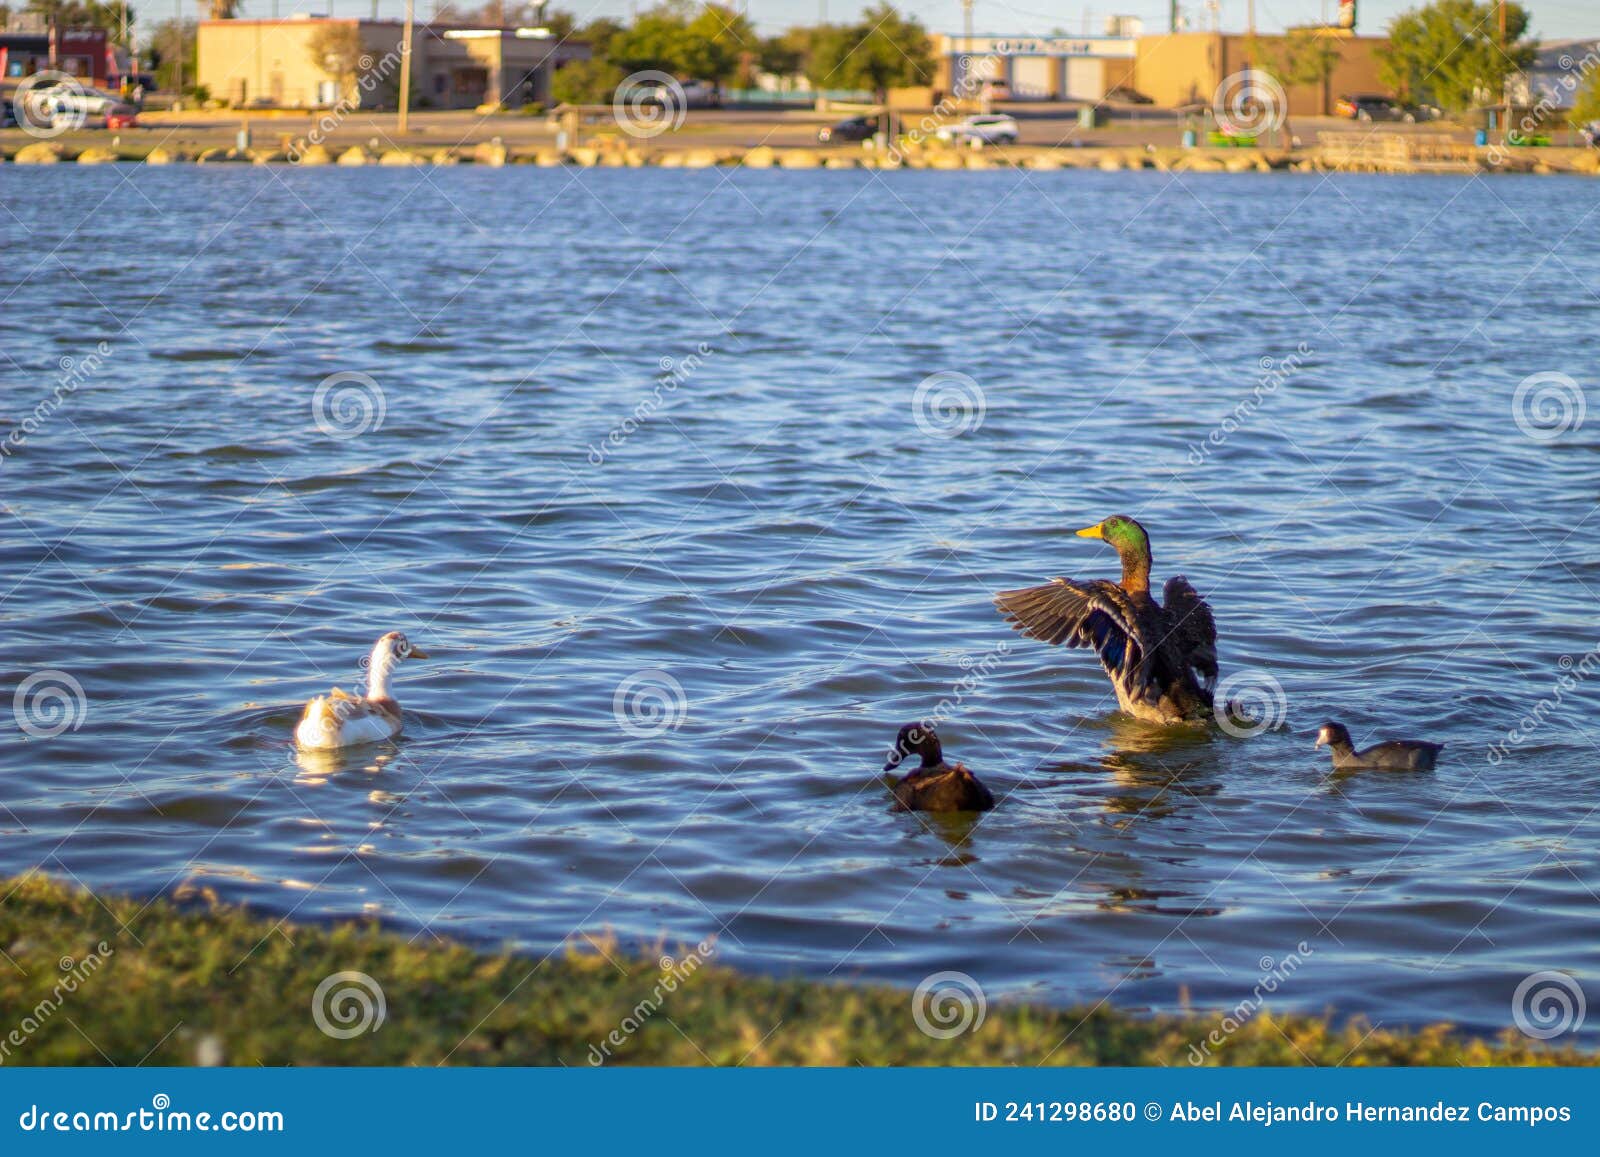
[1314,721,1442,771]
[883,722,995,813]
[294,631,428,750]
[993,515,1218,726]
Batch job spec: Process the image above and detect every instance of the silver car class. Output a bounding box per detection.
[935,114,1020,145]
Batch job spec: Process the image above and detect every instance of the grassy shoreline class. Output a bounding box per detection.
[0,873,1589,1066]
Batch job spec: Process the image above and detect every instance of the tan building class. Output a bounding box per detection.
[933,28,1389,115]
[932,34,1137,101]
[197,16,588,109]
[1134,30,1389,116]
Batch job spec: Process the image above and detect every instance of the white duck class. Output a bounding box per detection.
[294,631,428,750]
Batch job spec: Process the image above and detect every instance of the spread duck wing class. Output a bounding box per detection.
[1161,575,1218,692]
[994,578,1154,686]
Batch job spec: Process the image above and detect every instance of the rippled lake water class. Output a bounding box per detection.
[2,167,1597,1046]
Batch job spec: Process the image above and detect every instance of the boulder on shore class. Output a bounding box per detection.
[15,141,65,164]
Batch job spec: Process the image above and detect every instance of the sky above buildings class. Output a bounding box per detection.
[222,0,1597,41]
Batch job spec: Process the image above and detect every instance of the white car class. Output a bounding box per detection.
[936,114,1019,145]
[15,81,132,129]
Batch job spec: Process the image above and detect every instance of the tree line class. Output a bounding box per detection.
[6,0,1596,121]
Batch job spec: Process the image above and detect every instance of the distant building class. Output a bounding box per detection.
[935,28,1390,116]
[196,17,588,109]
[1,26,113,87]
[1509,40,1600,113]
[1134,30,1389,116]
[932,34,1138,101]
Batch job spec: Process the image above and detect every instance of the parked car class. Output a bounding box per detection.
[935,113,1020,145]
[1334,93,1422,122]
[817,115,877,144]
[638,78,721,110]
[17,81,136,129]
[1106,84,1154,105]
[980,80,1011,102]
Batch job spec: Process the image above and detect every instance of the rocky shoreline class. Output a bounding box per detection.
[7,137,1599,175]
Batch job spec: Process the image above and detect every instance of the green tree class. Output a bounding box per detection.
[146,17,196,92]
[757,30,808,80]
[551,57,624,104]
[22,0,129,32]
[1571,70,1600,126]
[805,3,931,102]
[1377,0,1535,112]
[305,23,364,101]
[579,15,625,57]
[1258,28,1343,115]
[681,3,754,85]
[607,2,693,75]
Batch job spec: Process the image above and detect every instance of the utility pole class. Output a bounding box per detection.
[174,0,183,95]
[1499,0,1510,136]
[959,0,973,99]
[398,0,414,134]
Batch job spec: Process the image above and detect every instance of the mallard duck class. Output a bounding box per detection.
[993,515,1217,725]
[882,722,995,813]
[294,631,428,750]
[1314,721,1442,771]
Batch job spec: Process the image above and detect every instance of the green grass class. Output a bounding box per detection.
[0,873,1588,1067]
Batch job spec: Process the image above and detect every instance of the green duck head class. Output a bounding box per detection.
[1076,514,1153,590]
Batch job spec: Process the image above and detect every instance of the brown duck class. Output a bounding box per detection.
[883,722,995,813]
[993,515,1218,725]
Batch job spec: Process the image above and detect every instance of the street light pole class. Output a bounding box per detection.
[398,0,414,134]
